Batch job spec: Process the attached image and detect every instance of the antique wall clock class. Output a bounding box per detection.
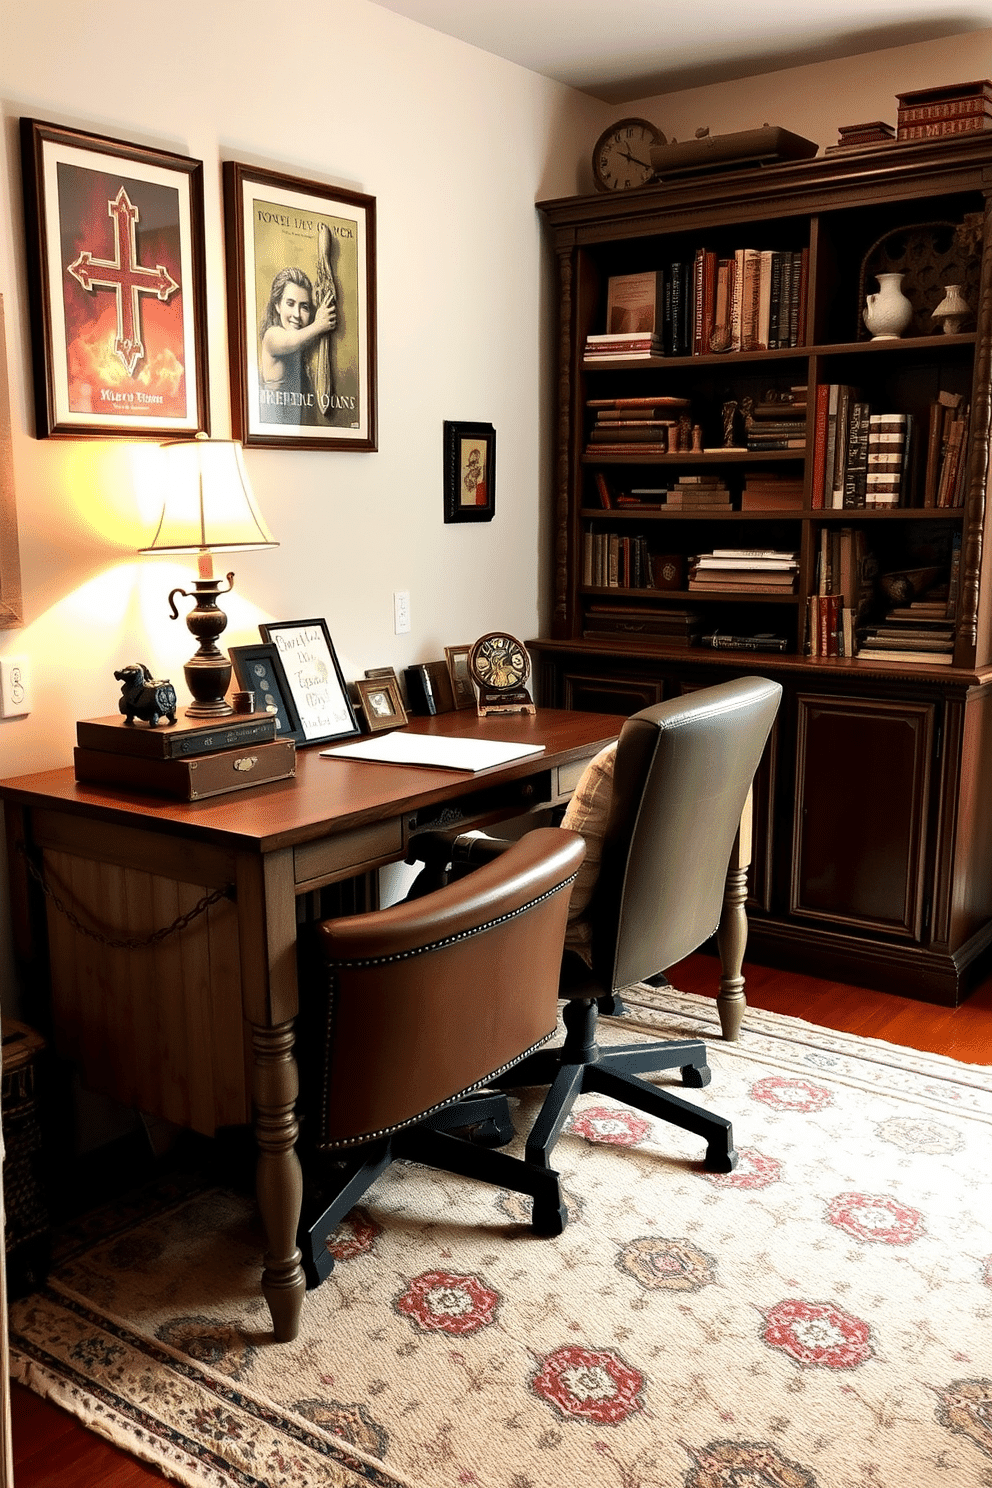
[592,118,664,192]
[468,632,536,716]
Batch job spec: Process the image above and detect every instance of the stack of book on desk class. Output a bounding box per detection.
[688,548,799,593]
[73,709,296,800]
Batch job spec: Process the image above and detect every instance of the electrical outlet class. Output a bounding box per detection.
[393,590,411,635]
[0,656,31,717]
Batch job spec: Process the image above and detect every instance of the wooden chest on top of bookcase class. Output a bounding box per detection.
[533,132,992,1006]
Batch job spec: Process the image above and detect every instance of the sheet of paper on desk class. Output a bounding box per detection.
[320,733,546,772]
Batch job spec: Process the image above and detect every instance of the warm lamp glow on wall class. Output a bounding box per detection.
[140,438,277,718]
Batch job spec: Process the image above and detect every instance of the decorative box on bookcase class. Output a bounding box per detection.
[533,134,992,1006]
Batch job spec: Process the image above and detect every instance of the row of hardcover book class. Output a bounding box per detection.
[809,386,914,509]
[596,250,808,361]
[810,385,971,509]
[583,531,657,590]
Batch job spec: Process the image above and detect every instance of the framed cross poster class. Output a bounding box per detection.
[19,118,209,440]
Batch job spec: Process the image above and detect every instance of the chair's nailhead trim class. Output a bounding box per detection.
[316,1028,555,1151]
[325,872,579,970]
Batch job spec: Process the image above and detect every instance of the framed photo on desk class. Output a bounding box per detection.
[230,642,302,741]
[259,618,360,746]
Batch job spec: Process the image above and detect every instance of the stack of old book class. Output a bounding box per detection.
[664,475,732,510]
[741,472,805,510]
[855,609,956,666]
[828,120,896,151]
[584,331,662,362]
[73,707,295,800]
[583,603,701,646]
[585,395,689,457]
[896,80,992,141]
[746,393,808,451]
[688,548,799,593]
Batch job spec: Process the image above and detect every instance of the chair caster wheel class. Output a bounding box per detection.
[471,1116,515,1148]
[681,1062,711,1088]
[532,1194,568,1236]
[704,1144,738,1173]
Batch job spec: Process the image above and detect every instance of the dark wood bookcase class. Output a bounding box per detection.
[532,134,992,1005]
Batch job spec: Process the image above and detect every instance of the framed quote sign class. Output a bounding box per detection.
[258,618,360,746]
[224,162,377,451]
[19,117,209,439]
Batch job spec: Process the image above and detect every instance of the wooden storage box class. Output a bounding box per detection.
[76,708,277,759]
[73,737,297,800]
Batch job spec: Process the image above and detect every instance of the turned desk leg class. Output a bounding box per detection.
[252,1021,306,1343]
[716,790,753,1043]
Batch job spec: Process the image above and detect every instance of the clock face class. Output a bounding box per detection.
[469,633,529,692]
[593,118,663,192]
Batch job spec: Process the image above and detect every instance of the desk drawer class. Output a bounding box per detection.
[556,759,590,801]
[294,819,404,890]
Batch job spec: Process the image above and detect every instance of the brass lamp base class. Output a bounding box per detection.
[168,573,236,719]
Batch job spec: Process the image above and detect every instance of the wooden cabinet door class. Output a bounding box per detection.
[561,670,665,716]
[791,693,935,939]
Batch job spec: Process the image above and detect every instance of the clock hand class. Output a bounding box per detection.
[617,146,651,168]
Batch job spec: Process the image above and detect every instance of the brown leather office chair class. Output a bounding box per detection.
[413,676,782,1183]
[298,826,585,1286]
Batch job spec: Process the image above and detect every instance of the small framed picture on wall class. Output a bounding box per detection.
[444,421,495,523]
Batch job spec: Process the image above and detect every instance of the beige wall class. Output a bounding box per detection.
[629,28,992,162]
[0,0,602,789]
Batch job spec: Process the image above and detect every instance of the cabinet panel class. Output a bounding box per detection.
[791,693,934,937]
[563,670,665,715]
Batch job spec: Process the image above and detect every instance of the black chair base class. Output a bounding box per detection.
[495,998,738,1177]
[300,1091,567,1288]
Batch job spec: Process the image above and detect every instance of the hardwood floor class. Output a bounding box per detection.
[9,954,992,1485]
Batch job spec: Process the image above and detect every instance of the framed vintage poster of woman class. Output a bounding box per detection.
[19,118,209,440]
[224,162,377,451]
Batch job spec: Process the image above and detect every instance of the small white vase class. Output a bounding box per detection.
[863,272,913,340]
[932,284,970,335]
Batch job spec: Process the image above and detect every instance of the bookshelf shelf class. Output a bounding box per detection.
[533,134,992,1006]
[582,449,803,465]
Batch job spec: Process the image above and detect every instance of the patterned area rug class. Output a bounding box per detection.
[10,989,992,1488]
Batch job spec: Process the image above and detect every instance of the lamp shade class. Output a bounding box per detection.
[140,439,276,555]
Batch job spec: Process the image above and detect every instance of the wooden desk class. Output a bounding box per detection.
[1,708,623,1342]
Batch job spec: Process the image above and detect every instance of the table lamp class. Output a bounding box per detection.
[140,438,277,718]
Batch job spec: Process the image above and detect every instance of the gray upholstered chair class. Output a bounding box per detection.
[413,676,782,1185]
[299,826,585,1286]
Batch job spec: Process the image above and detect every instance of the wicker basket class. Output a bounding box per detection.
[3,1020,50,1294]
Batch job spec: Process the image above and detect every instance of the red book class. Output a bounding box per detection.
[809,383,829,509]
[692,249,717,355]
